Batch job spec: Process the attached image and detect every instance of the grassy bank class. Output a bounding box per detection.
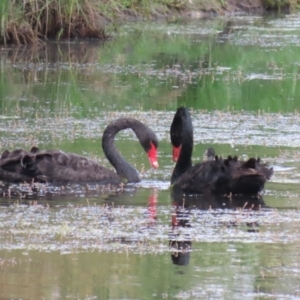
[0,0,300,45]
[0,0,107,45]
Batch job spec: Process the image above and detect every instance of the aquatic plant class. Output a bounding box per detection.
[0,0,107,45]
[262,0,300,10]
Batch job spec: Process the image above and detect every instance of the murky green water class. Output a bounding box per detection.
[1,13,300,299]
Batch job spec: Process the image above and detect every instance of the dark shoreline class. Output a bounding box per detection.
[0,0,296,45]
[114,0,292,22]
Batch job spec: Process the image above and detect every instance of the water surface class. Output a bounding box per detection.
[1,12,300,299]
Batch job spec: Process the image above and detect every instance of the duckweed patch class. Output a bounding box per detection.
[0,199,300,254]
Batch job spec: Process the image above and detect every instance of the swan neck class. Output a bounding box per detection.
[171,114,193,184]
[102,119,143,183]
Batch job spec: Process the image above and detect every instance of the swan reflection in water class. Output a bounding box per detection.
[169,193,267,266]
[169,197,192,266]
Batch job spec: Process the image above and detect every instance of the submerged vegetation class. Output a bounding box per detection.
[1,0,300,45]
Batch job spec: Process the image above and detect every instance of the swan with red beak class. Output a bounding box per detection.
[0,118,159,184]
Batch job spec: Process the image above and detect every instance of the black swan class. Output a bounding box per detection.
[0,118,159,184]
[170,107,232,195]
[170,107,273,195]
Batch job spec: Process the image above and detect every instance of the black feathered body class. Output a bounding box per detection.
[172,158,232,195]
[226,156,273,195]
[26,150,121,184]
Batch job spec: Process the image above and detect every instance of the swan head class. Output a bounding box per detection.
[147,141,159,169]
[170,107,192,162]
[170,107,183,162]
[136,123,158,169]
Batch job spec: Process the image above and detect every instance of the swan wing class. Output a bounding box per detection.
[29,151,120,183]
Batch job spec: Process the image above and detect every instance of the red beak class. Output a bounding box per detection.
[172,146,181,162]
[148,142,159,169]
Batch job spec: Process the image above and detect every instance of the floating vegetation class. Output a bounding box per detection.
[0,181,129,201]
[2,110,300,149]
[0,196,299,254]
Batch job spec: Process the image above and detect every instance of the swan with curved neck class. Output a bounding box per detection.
[102,117,158,182]
[170,107,273,195]
[0,118,159,184]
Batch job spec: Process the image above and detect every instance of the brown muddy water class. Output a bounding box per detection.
[1,13,300,300]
